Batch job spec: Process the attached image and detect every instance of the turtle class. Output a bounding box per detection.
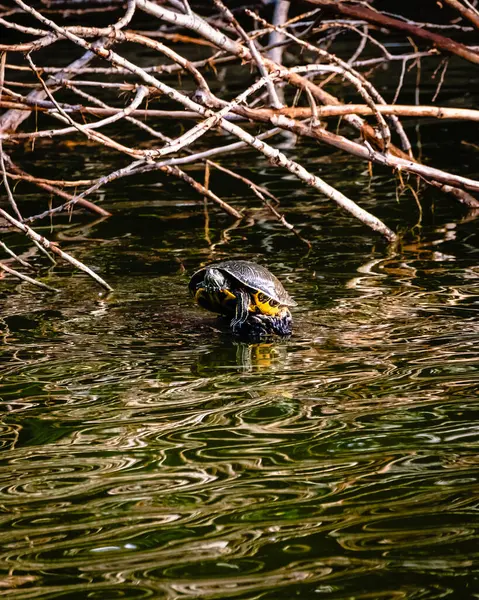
[188,260,297,336]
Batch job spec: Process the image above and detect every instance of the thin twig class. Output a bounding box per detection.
[0,261,59,292]
[0,206,113,291]
[0,241,35,270]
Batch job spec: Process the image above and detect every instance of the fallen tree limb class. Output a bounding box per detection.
[0,261,59,292]
[1,0,478,292]
[2,100,479,123]
[306,0,479,65]
[10,0,397,241]
[268,115,479,203]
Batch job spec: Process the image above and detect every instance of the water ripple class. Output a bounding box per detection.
[2,244,479,598]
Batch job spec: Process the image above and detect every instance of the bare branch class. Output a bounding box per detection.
[1,0,477,293]
[306,0,479,65]
[0,261,59,292]
[442,0,479,29]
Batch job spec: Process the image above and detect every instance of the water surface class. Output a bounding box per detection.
[1,34,479,600]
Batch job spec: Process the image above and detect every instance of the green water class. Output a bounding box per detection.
[1,43,479,600]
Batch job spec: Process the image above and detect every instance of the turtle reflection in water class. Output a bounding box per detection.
[189,260,296,337]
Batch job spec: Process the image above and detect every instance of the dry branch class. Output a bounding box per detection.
[435,0,479,30]
[306,0,479,65]
[0,261,58,292]
[0,0,478,292]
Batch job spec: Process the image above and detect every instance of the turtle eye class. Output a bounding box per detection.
[257,292,266,303]
[269,299,279,307]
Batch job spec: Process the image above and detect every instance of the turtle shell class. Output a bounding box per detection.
[189,260,296,307]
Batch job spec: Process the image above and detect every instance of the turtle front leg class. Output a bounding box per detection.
[230,288,251,333]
